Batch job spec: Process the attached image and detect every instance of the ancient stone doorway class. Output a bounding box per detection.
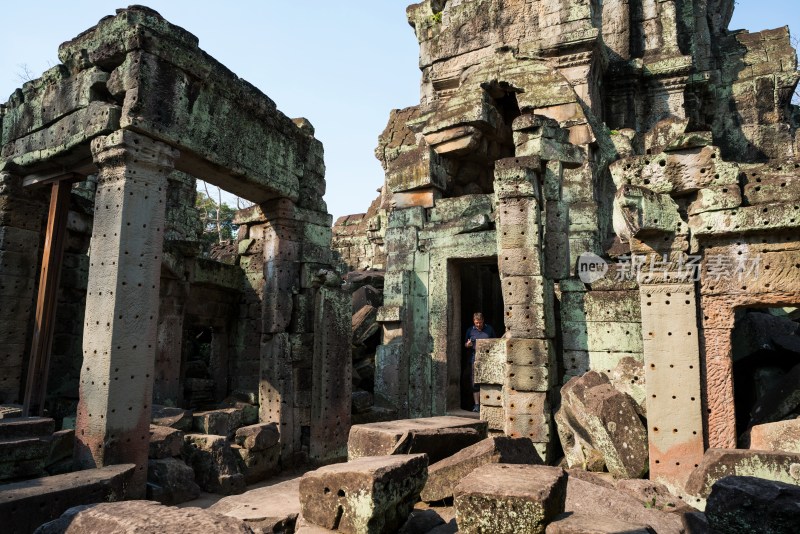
[729,307,800,442]
[453,260,504,410]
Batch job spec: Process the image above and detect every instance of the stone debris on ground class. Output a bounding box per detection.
[299,454,428,533]
[454,464,568,534]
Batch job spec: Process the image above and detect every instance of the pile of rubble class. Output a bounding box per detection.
[27,413,800,533]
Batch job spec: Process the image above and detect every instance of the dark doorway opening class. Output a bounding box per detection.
[731,307,800,443]
[458,260,505,410]
[184,326,215,410]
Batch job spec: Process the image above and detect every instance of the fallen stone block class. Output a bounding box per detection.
[0,464,134,534]
[34,500,253,534]
[421,436,542,502]
[706,476,800,534]
[0,416,54,439]
[454,464,567,534]
[183,434,246,495]
[233,443,280,484]
[351,390,374,414]
[210,476,302,533]
[398,507,447,534]
[746,419,800,453]
[391,427,485,464]
[151,405,193,431]
[565,476,684,534]
[545,512,655,533]
[299,454,428,533]
[749,363,800,426]
[351,284,382,313]
[685,448,800,503]
[193,408,245,438]
[0,404,22,419]
[147,457,200,505]
[556,371,648,478]
[614,479,697,514]
[352,304,379,345]
[148,424,183,459]
[348,416,487,461]
[45,429,74,467]
[234,422,280,451]
[0,436,50,480]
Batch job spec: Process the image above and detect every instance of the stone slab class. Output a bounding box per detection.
[454,464,567,534]
[347,416,487,460]
[300,454,428,533]
[0,417,54,440]
[210,476,302,532]
[421,437,542,502]
[0,464,135,534]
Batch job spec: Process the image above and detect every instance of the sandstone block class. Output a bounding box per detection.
[347,416,487,461]
[0,416,54,439]
[211,477,302,533]
[183,434,246,495]
[299,454,428,533]
[706,476,800,534]
[421,437,542,502]
[151,405,193,431]
[193,408,244,438]
[34,501,252,534]
[454,464,567,534]
[232,443,280,484]
[747,419,800,453]
[148,424,183,459]
[555,372,648,478]
[564,476,684,534]
[146,457,200,505]
[685,448,800,501]
[234,422,280,451]
[0,464,134,534]
[545,513,655,534]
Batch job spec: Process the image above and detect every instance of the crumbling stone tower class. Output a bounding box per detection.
[334,0,800,492]
[0,6,350,497]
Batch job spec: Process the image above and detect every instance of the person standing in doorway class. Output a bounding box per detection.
[465,312,495,412]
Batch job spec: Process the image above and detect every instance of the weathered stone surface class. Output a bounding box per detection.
[193,408,245,438]
[706,476,800,534]
[352,305,379,345]
[151,405,192,432]
[232,444,281,484]
[46,429,75,467]
[0,436,50,480]
[146,457,201,505]
[299,454,428,533]
[545,512,655,534]
[347,416,487,461]
[398,507,448,534]
[454,464,567,534]
[234,422,280,451]
[210,476,302,533]
[555,372,648,478]
[148,424,183,459]
[183,434,246,495]
[747,419,800,453]
[34,501,253,534]
[0,464,135,534]
[564,476,684,534]
[421,436,542,502]
[0,416,54,439]
[749,364,800,427]
[685,448,800,502]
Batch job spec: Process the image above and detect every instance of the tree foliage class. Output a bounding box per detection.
[195,189,238,247]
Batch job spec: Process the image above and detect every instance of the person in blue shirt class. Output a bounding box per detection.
[465,312,495,412]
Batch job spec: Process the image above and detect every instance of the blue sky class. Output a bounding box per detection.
[0,1,797,220]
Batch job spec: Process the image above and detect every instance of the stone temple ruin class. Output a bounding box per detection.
[1,1,800,533]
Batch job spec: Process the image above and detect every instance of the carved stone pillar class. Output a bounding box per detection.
[74,130,178,498]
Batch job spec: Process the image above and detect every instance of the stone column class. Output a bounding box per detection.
[0,172,46,404]
[75,130,178,498]
[493,156,557,461]
[639,282,705,492]
[310,285,351,462]
[258,216,301,460]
